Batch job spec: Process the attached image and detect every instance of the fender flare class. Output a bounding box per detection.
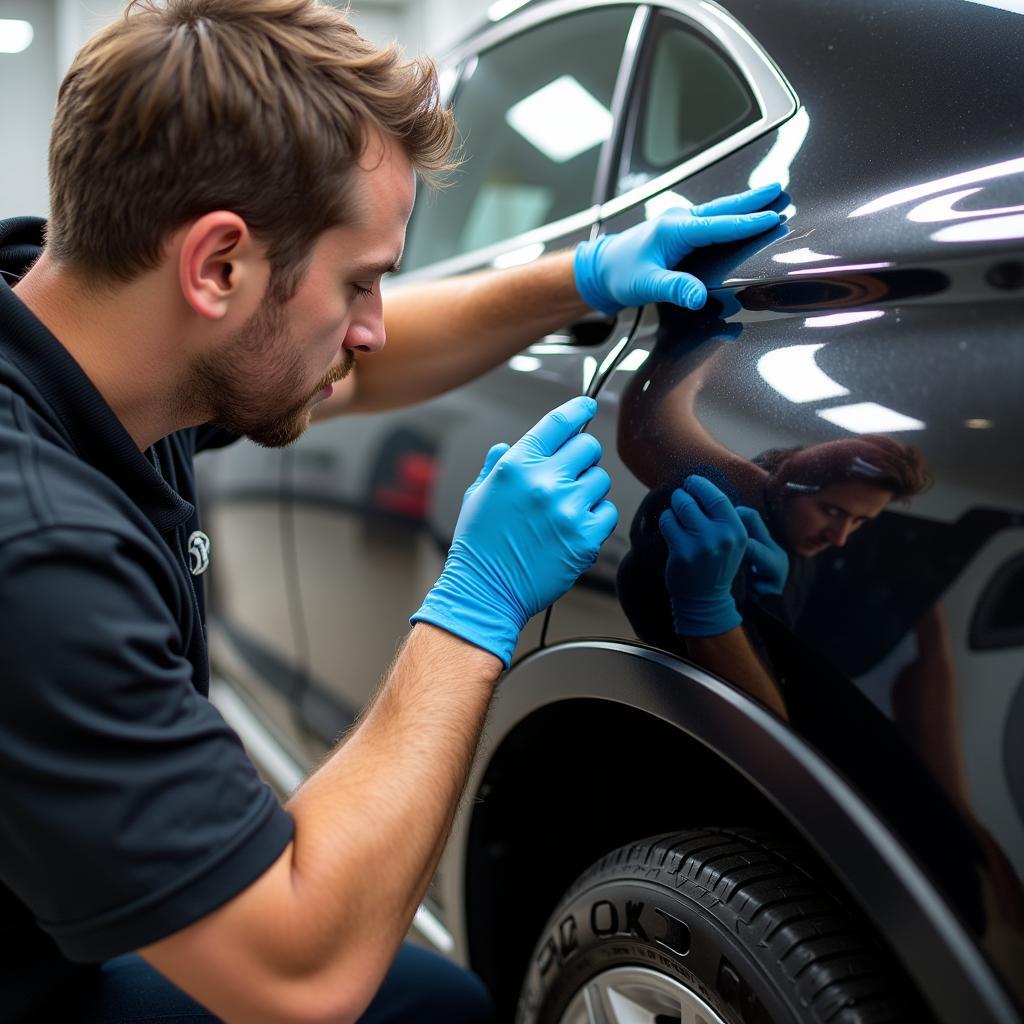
[446,640,1018,1024]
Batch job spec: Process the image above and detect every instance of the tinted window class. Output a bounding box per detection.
[402,6,635,272]
[617,14,757,195]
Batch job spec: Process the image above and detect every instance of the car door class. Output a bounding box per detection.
[544,0,1024,999]
[545,0,798,647]
[278,3,646,748]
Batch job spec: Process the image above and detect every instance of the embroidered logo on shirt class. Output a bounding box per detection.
[188,531,211,576]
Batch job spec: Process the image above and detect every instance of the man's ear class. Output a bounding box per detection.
[178,212,268,321]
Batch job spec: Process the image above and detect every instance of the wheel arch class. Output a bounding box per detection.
[447,640,1017,1024]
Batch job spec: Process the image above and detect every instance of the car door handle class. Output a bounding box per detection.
[545,315,616,348]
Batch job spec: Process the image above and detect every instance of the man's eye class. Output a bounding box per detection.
[352,283,374,297]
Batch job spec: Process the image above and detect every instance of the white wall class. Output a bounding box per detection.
[0,0,497,217]
[0,1,57,217]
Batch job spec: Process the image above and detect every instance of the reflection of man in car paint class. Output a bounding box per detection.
[616,326,931,723]
[754,437,930,559]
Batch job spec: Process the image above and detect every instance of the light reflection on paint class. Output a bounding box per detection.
[906,187,1024,223]
[818,402,925,433]
[773,247,840,265]
[582,357,599,391]
[748,107,810,191]
[615,349,650,372]
[757,344,850,403]
[804,310,885,328]
[849,156,1024,218]
[931,212,1024,242]
[492,242,546,268]
[644,192,692,220]
[509,356,542,373]
[788,261,891,276]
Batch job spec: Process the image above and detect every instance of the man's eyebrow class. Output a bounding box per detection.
[350,256,402,277]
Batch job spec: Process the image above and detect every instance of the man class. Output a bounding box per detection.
[0,1,781,1020]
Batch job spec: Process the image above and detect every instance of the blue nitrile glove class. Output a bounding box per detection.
[658,475,747,637]
[412,396,618,668]
[574,183,783,314]
[737,506,789,597]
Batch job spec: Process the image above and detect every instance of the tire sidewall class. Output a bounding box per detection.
[517,875,800,1024]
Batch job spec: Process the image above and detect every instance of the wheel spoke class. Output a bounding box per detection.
[558,968,727,1024]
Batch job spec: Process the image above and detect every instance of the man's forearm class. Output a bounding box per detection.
[686,626,787,719]
[284,622,500,969]
[142,623,501,1022]
[329,251,590,416]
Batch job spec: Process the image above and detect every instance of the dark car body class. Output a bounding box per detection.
[201,1,1024,1021]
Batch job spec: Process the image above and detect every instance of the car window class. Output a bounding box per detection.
[402,6,636,272]
[617,12,758,195]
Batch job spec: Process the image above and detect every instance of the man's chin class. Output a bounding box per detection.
[245,409,312,449]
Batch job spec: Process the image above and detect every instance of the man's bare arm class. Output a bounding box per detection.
[313,251,590,419]
[686,626,788,720]
[141,623,501,1024]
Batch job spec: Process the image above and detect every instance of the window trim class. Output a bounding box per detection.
[403,0,797,280]
[599,0,798,219]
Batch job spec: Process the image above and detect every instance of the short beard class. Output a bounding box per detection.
[182,294,353,449]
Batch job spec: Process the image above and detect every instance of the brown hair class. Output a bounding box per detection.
[756,435,931,503]
[46,0,457,297]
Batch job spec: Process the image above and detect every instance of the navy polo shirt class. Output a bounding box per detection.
[0,219,294,1019]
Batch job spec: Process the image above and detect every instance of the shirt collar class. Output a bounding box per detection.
[0,278,195,533]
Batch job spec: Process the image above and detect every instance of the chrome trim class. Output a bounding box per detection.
[423,0,797,277]
[592,6,652,207]
[212,679,306,795]
[395,206,599,283]
[599,0,798,219]
[443,0,643,65]
[210,679,457,956]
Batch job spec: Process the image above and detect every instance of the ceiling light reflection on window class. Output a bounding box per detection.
[0,20,33,53]
[505,76,613,164]
[965,418,994,429]
[818,402,925,433]
[804,310,885,328]
[757,344,850,403]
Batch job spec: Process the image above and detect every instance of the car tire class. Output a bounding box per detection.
[516,828,926,1024]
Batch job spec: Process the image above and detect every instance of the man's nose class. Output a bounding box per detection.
[828,522,853,547]
[343,298,386,353]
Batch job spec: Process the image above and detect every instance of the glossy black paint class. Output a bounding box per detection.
[453,642,1022,1024]
[204,0,1024,1019]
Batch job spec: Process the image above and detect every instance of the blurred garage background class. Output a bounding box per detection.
[0,0,504,216]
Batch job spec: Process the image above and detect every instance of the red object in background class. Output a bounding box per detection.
[372,452,438,519]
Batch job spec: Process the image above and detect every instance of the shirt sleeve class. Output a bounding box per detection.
[0,525,294,962]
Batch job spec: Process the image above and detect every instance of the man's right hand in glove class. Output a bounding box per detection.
[412,395,618,668]
[658,474,747,637]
